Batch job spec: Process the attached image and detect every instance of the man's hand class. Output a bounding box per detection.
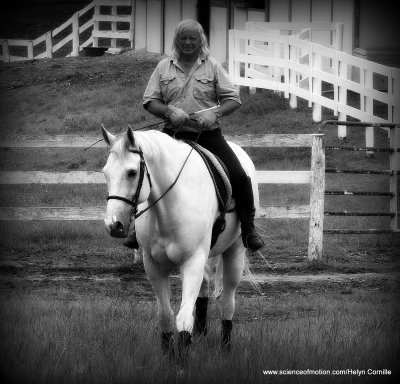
[165,105,189,126]
[196,109,219,130]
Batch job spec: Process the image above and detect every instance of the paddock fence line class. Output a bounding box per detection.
[320,120,399,235]
[0,133,324,261]
[0,0,134,62]
[229,25,400,149]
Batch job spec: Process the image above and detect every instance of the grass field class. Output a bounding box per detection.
[0,43,400,383]
[1,290,399,384]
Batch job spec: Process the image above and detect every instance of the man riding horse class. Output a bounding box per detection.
[124,19,264,253]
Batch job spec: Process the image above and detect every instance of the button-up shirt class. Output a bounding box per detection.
[143,55,241,131]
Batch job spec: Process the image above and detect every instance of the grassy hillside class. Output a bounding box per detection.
[0,1,91,39]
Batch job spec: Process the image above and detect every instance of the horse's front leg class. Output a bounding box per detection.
[143,252,175,356]
[176,250,207,359]
[193,260,212,337]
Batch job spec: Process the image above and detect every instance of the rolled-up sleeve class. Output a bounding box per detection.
[143,62,162,108]
[215,62,241,105]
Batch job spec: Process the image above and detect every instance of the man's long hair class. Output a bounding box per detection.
[172,19,209,59]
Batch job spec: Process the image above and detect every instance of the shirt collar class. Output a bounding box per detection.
[170,55,206,65]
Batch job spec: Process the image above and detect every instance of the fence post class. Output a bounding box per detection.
[111,5,117,48]
[308,134,325,261]
[338,58,347,139]
[364,68,374,157]
[45,31,53,58]
[93,4,100,47]
[312,49,322,122]
[283,39,289,99]
[389,126,399,231]
[289,43,297,109]
[129,0,135,48]
[27,41,34,59]
[392,68,400,148]
[72,12,80,56]
[273,38,281,93]
[2,40,10,62]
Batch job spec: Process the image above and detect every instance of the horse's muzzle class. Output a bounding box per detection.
[105,215,128,238]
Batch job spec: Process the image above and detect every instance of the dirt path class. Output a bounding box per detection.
[248,272,400,284]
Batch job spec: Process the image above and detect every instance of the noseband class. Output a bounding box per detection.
[107,148,152,217]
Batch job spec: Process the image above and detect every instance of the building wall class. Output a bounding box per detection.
[208,0,354,62]
[358,0,400,50]
[133,0,399,67]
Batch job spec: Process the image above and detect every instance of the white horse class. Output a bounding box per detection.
[101,126,259,356]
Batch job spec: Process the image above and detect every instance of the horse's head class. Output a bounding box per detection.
[101,126,151,238]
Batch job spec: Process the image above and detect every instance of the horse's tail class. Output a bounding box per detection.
[211,255,223,298]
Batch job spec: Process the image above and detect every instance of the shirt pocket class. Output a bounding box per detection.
[193,74,217,102]
[160,74,179,103]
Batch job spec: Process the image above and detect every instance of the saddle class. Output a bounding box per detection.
[184,140,234,249]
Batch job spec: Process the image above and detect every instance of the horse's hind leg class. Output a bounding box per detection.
[143,253,175,355]
[221,238,245,349]
[194,260,212,337]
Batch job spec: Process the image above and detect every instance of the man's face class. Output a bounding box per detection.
[177,29,201,59]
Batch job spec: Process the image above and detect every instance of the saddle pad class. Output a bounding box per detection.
[193,143,234,210]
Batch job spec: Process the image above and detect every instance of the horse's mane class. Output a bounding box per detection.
[111,129,185,160]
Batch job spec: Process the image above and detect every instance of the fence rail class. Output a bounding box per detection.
[320,120,399,234]
[1,126,397,257]
[0,133,324,260]
[0,0,134,62]
[229,25,400,148]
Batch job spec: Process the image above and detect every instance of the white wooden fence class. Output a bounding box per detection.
[0,0,134,62]
[229,24,400,148]
[0,134,325,261]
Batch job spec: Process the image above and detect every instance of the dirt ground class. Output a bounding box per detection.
[1,247,399,304]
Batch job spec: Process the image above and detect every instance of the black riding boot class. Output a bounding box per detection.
[235,176,265,252]
[193,297,208,337]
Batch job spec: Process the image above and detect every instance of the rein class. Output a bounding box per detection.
[103,105,218,223]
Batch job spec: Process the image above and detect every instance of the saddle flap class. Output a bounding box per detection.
[193,143,234,211]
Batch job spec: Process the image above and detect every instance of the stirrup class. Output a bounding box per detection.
[243,230,265,253]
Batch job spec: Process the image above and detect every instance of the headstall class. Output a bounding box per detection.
[106,149,152,217]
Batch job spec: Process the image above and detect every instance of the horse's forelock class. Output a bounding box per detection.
[108,135,133,160]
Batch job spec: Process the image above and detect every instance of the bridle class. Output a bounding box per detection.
[105,130,201,223]
[106,148,152,218]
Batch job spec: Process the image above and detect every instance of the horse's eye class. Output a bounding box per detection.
[127,170,137,178]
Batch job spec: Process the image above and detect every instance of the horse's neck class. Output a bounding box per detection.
[135,131,217,238]
[135,131,192,197]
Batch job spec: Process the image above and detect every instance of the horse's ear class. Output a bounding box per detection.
[101,125,116,147]
[127,126,135,147]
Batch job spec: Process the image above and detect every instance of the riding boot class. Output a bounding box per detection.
[235,176,265,252]
[221,319,232,350]
[123,223,139,249]
[193,297,208,337]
